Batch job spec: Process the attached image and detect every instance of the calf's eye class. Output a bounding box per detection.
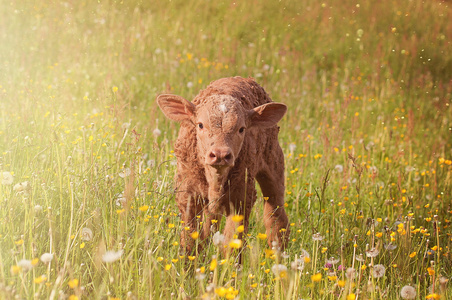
[198,123,204,129]
[239,127,245,133]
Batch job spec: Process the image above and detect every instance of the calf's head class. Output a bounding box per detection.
[157,94,286,178]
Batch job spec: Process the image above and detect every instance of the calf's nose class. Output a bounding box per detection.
[206,147,234,166]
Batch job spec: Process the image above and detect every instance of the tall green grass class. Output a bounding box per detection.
[0,0,451,299]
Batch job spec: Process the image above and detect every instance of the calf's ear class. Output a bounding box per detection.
[248,102,287,128]
[156,94,196,122]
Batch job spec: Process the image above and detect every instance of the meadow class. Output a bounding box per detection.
[0,0,451,299]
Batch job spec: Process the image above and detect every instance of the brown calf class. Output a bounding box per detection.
[157,76,289,254]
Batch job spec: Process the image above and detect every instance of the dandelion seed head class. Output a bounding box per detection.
[40,253,54,263]
[81,227,93,241]
[17,259,33,271]
[366,247,379,258]
[102,250,123,263]
[1,171,13,185]
[212,231,225,246]
[400,285,416,299]
[372,264,386,278]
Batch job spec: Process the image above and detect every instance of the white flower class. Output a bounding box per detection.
[1,172,13,185]
[271,264,288,277]
[366,247,380,258]
[119,168,131,178]
[17,259,33,271]
[153,128,161,137]
[400,285,416,299]
[40,253,54,263]
[312,233,324,241]
[334,164,344,173]
[13,181,30,193]
[186,82,193,88]
[34,205,43,213]
[372,264,386,278]
[346,267,356,279]
[81,227,93,241]
[289,143,296,154]
[212,231,225,246]
[102,250,123,263]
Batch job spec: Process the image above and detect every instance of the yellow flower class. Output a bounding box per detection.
[171,259,178,263]
[426,294,440,300]
[338,280,346,287]
[229,239,242,249]
[31,258,39,266]
[210,258,217,271]
[188,256,196,261]
[34,275,47,284]
[80,242,85,249]
[409,252,417,258]
[10,265,21,275]
[328,275,337,281]
[157,257,163,262]
[427,267,435,275]
[347,294,356,300]
[68,296,79,300]
[236,225,244,233]
[191,231,199,240]
[304,256,311,263]
[139,205,149,212]
[232,215,244,222]
[311,273,322,282]
[68,278,79,289]
[112,86,118,93]
[15,239,24,246]
[164,264,171,271]
[257,233,267,240]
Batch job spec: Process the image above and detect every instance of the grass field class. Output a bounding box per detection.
[0,0,451,299]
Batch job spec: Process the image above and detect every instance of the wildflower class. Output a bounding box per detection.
[355,254,364,262]
[289,143,296,153]
[312,233,324,241]
[209,258,217,271]
[153,128,161,137]
[232,215,244,222]
[112,86,118,93]
[139,205,149,212]
[229,239,242,249]
[164,264,171,270]
[213,231,225,246]
[118,168,131,178]
[102,250,123,263]
[68,295,78,300]
[347,294,356,300]
[372,264,386,278]
[191,231,199,240]
[68,278,79,289]
[1,171,13,185]
[34,275,47,284]
[338,280,346,287]
[409,252,416,258]
[311,273,322,282]
[81,227,93,241]
[13,181,30,193]
[17,259,33,271]
[400,285,416,299]
[366,247,379,258]
[257,233,267,240]
[271,264,288,279]
[10,265,21,275]
[334,164,344,173]
[346,267,356,279]
[40,253,54,263]
[326,257,340,265]
[34,205,43,213]
[426,294,440,300]
[384,243,397,251]
[236,225,244,233]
